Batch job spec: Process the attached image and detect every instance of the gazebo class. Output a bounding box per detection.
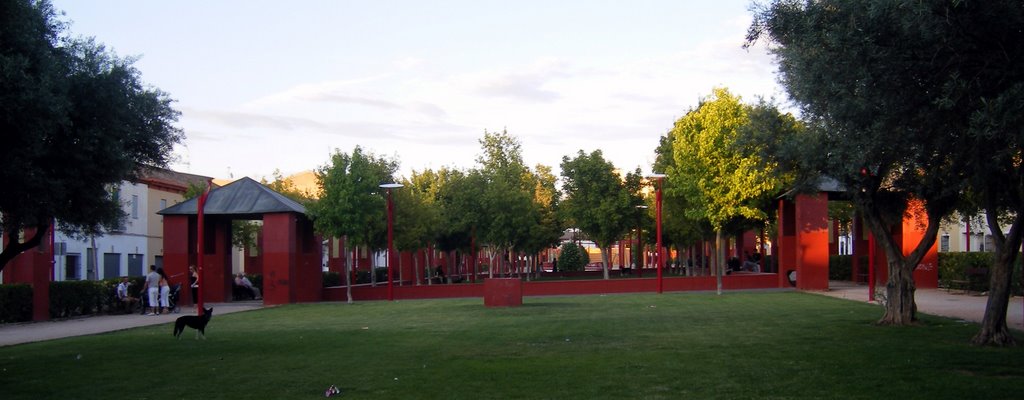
[775,178,938,291]
[158,177,321,305]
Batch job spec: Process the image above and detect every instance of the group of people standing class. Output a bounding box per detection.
[141,265,173,315]
[117,265,260,314]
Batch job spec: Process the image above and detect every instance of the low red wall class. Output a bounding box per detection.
[322,273,780,302]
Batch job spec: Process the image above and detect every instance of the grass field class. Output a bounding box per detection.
[1,292,1022,399]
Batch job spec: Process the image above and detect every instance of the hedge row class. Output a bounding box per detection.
[937,252,1022,295]
[2,271,333,322]
[0,284,32,323]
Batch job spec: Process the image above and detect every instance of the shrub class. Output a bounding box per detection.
[558,242,587,272]
[323,271,341,287]
[0,284,33,323]
[829,255,852,281]
[938,252,1022,295]
[49,280,109,318]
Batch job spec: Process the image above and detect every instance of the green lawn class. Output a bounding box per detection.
[1,292,1021,399]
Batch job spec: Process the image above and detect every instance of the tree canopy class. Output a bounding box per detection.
[560,150,642,279]
[0,0,183,271]
[747,0,1016,327]
[309,146,398,252]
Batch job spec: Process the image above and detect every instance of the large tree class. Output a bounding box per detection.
[749,0,993,325]
[560,150,641,279]
[520,164,563,279]
[309,146,397,300]
[476,130,535,277]
[394,170,442,285]
[0,0,183,271]
[953,1,1024,345]
[667,88,784,294]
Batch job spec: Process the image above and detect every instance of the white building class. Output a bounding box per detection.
[52,168,212,281]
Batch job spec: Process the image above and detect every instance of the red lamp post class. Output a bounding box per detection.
[380,183,403,301]
[646,173,667,294]
[196,180,212,315]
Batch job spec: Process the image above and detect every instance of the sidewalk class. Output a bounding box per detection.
[815,281,1024,331]
[0,301,263,347]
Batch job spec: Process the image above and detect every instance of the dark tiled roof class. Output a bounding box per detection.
[157,177,306,216]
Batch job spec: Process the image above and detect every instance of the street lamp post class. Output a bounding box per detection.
[380,183,403,301]
[635,205,648,278]
[646,174,667,294]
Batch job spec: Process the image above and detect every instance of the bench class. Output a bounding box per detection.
[946,267,988,294]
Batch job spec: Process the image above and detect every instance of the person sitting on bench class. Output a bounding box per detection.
[115,276,138,313]
[234,273,262,300]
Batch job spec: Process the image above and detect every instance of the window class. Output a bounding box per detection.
[985,235,996,252]
[131,195,139,219]
[65,254,81,280]
[127,254,144,276]
[940,235,949,252]
[103,253,121,279]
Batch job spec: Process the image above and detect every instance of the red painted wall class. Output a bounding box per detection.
[162,215,192,304]
[323,274,780,302]
[2,225,54,321]
[262,213,296,305]
[902,201,939,289]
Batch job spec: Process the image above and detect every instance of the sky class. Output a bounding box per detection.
[51,0,787,182]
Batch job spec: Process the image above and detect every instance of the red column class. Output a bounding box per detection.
[777,199,797,287]
[263,213,297,305]
[794,193,830,290]
[386,189,395,301]
[655,179,664,293]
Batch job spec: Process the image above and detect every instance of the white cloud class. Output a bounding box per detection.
[173,13,784,180]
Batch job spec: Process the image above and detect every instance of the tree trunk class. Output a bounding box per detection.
[861,202,940,326]
[601,246,611,280]
[878,259,917,325]
[971,210,1023,346]
[345,239,353,304]
[414,250,421,286]
[715,230,723,295]
[488,250,495,279]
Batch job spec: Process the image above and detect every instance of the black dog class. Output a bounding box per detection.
[173,307,213,339]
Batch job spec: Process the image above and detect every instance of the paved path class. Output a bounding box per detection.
[0,301,263,347]
[815,281,1024,331]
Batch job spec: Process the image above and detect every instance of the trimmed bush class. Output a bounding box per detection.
[323,271,340,287]
[558,242,587,272]
[829,255,852,281]
[937,252,1022,295]
[49,280,109,318]
[0,284,33,323]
